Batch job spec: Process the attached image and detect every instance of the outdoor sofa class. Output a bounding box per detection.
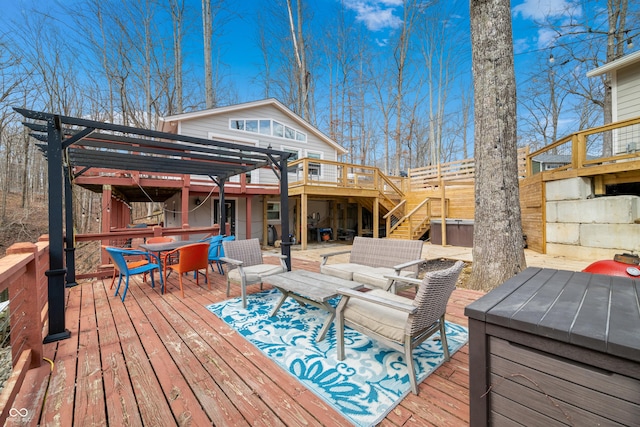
[320,236,424,291]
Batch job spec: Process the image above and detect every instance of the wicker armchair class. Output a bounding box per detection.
[335,260,464,394]
[220,238,287,308]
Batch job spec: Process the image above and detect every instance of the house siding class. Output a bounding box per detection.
[613,63,640,154]
[616,62,640,121]
[177,104,338,185]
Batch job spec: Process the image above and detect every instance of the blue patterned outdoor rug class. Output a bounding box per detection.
[207,289,468,427]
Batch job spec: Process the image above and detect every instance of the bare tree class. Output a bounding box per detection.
[537,0,638,155]
[286,0,311,119]
[255,0,316,121]
[518,58,571,151]
[370,64,396,174]
[391,0,419,175]
[469,0,526,291]
[169,0,186,114]
[322,2,371,164]
[202,0,214,108]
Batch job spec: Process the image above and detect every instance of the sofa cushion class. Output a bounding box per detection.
[228,264,285,284]
[343,289,412,343]
[320,263,363,281]
[353,267,415,289]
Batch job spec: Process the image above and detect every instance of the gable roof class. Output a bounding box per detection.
[159,98,348,155]
[587,50,640,77]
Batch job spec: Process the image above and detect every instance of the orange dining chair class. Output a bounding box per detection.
[146,236,174,244]
[162,242,210,298]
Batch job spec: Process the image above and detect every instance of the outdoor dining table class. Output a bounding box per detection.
[139,239,201,285]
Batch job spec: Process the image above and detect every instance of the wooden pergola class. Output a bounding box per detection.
[15,108,294,343]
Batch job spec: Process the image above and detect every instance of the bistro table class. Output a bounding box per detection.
[139,239,201,287]
[262,270,364,342]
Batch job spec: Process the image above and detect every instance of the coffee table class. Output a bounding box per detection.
[262,270,364,342]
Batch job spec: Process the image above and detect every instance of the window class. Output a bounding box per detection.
[267,201,280,221]
[229,118,307,142]
[285,126,295,140]
[259,120,271,135]
[307,151,322,177]
[273,121,284,137]
[245,120,258,133]
[282,147,300,161]
[283,147,301,174]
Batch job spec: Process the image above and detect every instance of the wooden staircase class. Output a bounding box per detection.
[386,194,432,240]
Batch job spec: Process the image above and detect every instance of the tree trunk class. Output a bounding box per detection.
[170,0,184,114]
[202,0,214,108]
[469,0,526,291]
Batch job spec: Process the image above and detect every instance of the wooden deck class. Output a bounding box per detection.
[9,257,484,426]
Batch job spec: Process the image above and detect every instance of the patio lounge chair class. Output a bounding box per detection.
[105,246,161,301]
[221,238,287,308]
[335,260,464,394]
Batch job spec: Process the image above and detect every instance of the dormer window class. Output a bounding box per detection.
[230,118,306,142]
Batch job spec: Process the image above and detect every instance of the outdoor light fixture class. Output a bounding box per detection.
[549,53,555,64]
[627,37,634,49]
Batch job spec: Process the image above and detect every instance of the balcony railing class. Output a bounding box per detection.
[288,158,405,206]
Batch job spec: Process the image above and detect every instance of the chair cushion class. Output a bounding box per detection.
[343,289,412,343]
[228,264,285,284]
[352,267,415,289]
[320,263,362,281]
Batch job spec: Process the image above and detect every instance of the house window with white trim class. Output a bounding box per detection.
[267,201,280,221]
[282,147,301,174]
[307,151,322,178]
[229,118,306,142]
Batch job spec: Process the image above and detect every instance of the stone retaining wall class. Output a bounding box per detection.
[545,177,640,260]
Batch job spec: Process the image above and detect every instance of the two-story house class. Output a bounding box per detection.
[157,98,348,244]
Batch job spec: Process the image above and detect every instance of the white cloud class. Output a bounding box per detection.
[513,38,530,55]
[513,0,581,21]
[537,27,558,49]
[342,0,403,31]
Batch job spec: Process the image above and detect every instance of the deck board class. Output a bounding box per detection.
[23,257,479,426]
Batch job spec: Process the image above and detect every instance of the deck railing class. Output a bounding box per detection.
[288,157,405,207]
[408,147,530,192]
[524,115,640,179]
[0,236,49,425]
[74,224,228,279]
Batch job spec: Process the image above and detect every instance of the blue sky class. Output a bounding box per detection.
[1,0,586,95]
[2,0,620,147]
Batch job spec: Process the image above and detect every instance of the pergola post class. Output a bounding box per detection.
[44,116,71,343]
[64,166,78,288]
[279,156,291,271]
[219,178,226,235]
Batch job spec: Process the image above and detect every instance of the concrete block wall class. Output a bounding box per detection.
[545,177,640,260]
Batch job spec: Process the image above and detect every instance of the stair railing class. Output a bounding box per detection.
[383,200,406,236]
